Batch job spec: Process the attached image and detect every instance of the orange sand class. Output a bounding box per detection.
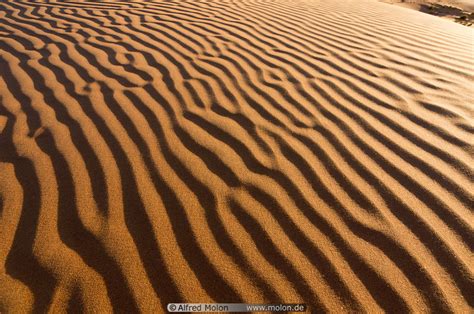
[0,0,473,312]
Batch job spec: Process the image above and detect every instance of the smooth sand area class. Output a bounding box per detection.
[381,0,474,11]
[379,0,474,26]
[0,0,473,312]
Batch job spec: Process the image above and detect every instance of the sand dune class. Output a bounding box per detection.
[379,0,474,26]
[0,0,473,312]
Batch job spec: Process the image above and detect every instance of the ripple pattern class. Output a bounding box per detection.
[0,0,473,312]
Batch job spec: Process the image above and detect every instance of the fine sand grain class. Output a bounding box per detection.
[0,0,473,312]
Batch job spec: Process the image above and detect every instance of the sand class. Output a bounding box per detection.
[379,0,474,26]
[0,0,473,312]
[380,0,474,11]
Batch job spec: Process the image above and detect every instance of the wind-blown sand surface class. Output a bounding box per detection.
[380,0,474,11]
[379,0,474,26]
[0,0,473,312]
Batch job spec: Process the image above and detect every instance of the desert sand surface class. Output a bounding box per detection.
[379,0,474,26]
[0,0,473,312]
[380,0,474,11]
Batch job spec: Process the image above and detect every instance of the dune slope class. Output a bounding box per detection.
[0,0,473,312]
